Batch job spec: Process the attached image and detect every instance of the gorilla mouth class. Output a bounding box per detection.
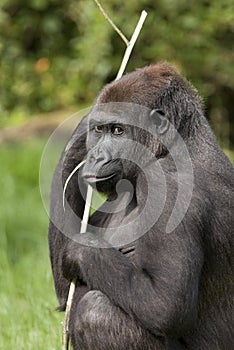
[84,173,116,184]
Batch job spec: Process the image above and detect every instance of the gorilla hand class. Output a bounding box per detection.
[62,238,82,281]
[62,233,111,282]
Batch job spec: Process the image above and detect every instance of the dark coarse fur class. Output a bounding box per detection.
[49,62,234,350]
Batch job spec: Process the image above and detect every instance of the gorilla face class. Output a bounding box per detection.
[81,116,133,194]
[81,107,170,195]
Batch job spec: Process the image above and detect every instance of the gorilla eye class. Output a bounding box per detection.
[112,126,124,135]
[95,125,104,133]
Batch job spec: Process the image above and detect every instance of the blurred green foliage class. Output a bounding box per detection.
[0,139,62,349]
[0,0,234,146]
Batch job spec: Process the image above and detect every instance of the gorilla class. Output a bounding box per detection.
[49,62,234,350]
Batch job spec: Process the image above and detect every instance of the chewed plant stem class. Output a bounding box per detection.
[62,159,86,211]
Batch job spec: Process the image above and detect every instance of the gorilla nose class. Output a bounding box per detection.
[81,145,113,181]
[89,146,112,165]
[89,152,105,164]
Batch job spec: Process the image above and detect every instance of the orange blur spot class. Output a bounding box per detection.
[35,58,50,73]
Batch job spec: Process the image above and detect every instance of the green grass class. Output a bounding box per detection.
[223,148,234,163]
[0,139,62,350]
[0,138,233,350]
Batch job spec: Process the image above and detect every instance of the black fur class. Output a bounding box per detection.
[49,63,234,349]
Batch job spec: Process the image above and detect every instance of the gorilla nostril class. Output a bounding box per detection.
[97,155,105,162]
[89,146,112,165]
[89,153,105,164]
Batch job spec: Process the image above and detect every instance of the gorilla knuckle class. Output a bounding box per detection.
[75,291,108,329]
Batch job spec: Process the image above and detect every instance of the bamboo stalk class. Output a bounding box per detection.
[116,11,147,80]
[62,184,93,350]
[94,0,129,46]
[62,5,147,350]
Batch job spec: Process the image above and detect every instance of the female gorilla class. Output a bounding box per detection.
[49,63,234,350]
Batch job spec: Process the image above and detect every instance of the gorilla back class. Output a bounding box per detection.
[49,62,234,350]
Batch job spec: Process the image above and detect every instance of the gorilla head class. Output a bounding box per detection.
[81,63,198,194]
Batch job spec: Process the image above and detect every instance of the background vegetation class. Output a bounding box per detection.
[0,0,233,348]
[0,140,62,349]
[1,0,234,147]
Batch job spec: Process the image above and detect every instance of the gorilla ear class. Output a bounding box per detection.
[150,109,169,135]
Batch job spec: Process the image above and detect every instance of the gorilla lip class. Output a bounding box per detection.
[84,173,116,184]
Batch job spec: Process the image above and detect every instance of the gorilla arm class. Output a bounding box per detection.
[48,116,89,309]
[62,207,204,339]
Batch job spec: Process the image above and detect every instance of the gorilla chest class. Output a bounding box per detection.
[90,200,138,261]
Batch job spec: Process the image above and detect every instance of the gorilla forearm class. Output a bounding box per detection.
[62,227,203,337]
